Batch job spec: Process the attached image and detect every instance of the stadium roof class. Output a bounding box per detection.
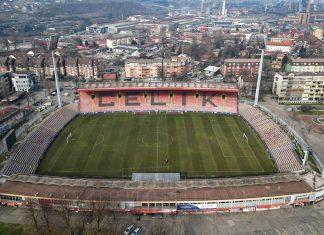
[77,81,239,92]
[0,174,313,202]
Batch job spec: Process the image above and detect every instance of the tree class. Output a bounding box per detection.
[299,105,312,112]
[12,36,18,50]
[39,201,52,233]
[58,204,73,234]
[75,37,83,46]
[25,201,41,232]
[131,40,137,45]
[3,38,10,51]
[281,54,288,71]
[92,41,99,48]
[299,46,307,58]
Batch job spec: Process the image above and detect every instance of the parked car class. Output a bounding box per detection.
[130,226,142,235]
[123,224,135,235]
[36,105,46,112]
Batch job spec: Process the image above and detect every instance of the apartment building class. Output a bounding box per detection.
[0,107,24,135]
[272,72,324,103]
[224,58,260,78]
[107,34,133,48]
[266,40,293,54]
[180,31,204,43]
[286,58,324,73]
[12,71,36,92]
[311,26,323,41]
[0,72,12,99]
[125,55,192,80]
[64,58,99,79]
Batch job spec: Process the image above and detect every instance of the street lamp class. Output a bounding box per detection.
[48,35,62,107]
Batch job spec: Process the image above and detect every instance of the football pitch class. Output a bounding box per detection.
[37,113,276,178]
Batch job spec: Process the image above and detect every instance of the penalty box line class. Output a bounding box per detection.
[224,155,253,158]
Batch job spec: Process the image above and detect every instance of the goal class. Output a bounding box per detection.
[243,133,249,144]
[66,132,72,143]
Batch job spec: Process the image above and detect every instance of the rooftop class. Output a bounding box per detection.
[0,174,312,202]
[12,71,35,75]
[225,58,260,63]
[267,41,293,47]
[290,57,324,63]
[78,81,239,92]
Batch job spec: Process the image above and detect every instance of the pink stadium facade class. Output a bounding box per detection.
[78,82,239,114]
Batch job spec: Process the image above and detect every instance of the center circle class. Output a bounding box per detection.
[312,117,324,126]
[142,132,173,147]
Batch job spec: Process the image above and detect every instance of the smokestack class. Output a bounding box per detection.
[222,0,226,16]
[201,0,204,15]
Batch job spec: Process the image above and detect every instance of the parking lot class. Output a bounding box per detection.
[0,199,323,234]
[117,203,324,235]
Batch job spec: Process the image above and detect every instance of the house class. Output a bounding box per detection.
[101,67,120,81]
[311,26,323,41]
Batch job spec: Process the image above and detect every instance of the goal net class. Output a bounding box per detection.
[242,133,249,144]
[66,132,72,143]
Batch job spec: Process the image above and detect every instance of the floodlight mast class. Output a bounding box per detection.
[254,48,264,107]
[48,35,62,108]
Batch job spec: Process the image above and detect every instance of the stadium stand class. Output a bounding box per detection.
[239,103,303,173]
[78,81,239,114]
[79,90,238,114]
[2,104,78,176]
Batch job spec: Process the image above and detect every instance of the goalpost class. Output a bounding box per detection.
[66,132,72,144]
[243,133,249,144]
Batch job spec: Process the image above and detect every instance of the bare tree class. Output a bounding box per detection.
[93,203,106,234]
[39,201,52,233]
[25,201,41,232]
[3,38,10,51]
[12,36,19,50]
[2,79,11,104]
[58,203,73,234]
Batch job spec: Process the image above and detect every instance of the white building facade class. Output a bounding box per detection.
[288,58,324,73]
[12,72,36,92]
[273,73,324,103]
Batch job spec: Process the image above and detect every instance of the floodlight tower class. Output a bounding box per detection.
[48,35,62,107]
[254,48,265,107]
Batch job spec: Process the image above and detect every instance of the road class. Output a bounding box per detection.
[0,202,323,235]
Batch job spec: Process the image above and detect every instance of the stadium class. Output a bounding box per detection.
[0,81,323,214]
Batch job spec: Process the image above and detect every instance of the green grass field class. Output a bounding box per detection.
[37,113,276,178]
[0,222,32,235]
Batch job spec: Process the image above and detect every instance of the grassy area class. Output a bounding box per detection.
[308,155,322,175]
[0,222,32,235]
[37,113,276,178]
[296,111,324,115]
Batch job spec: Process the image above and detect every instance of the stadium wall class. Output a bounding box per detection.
[0,175,323,214]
